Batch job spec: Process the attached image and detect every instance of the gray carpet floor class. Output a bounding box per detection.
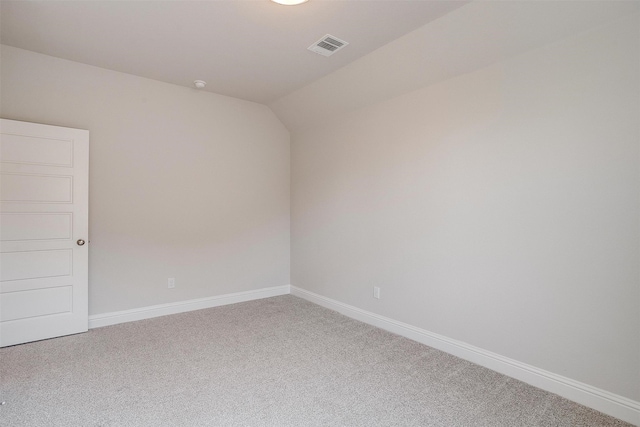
[0,295,632,426]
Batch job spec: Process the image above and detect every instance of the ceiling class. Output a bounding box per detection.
[0,0,468,104]
[271,0,638,131]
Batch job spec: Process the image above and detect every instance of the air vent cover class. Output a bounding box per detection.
[308,34,349,57]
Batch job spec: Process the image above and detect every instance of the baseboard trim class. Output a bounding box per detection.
[89,285,291,329]
[290,286,640,426]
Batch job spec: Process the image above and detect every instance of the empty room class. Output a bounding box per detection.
[0,0,638,426]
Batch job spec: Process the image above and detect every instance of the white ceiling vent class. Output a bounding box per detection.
[308,34,349,57]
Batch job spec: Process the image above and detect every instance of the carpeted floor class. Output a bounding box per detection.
[0,295,632,426]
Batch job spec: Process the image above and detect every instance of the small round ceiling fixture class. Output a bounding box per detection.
[271,0,308,5]
[194,80,206,89]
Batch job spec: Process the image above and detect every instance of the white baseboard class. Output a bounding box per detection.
[290,286,640,426]
[87,283,639,425]
[89,285,291,329]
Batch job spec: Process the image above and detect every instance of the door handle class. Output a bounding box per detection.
[77,239,86,246]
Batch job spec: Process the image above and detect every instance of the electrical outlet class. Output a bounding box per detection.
[168,277,175,289]
[373,286,381,299]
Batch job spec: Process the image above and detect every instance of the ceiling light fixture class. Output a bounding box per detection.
[194,80,206,89]
[271,0,309,5]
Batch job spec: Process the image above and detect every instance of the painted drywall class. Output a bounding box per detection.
[0,45,290,316]
[289,14,640,402]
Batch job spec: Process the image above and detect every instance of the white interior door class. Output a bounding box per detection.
[0,119,89,347]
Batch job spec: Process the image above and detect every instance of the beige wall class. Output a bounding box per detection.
[0,45,291,316]
[288,16,639,401]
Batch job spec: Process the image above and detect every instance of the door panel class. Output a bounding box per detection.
[0,119,88,347]
[0,173,73,203]
[0,249,72,281]
[0,133,74,167]
[1,286,72,322]
[0,213,72,241]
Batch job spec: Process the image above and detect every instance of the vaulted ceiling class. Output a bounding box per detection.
[0,0,468,104]
[1,0,635,118]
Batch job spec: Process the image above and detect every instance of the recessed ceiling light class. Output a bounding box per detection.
[271,0,309,5]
